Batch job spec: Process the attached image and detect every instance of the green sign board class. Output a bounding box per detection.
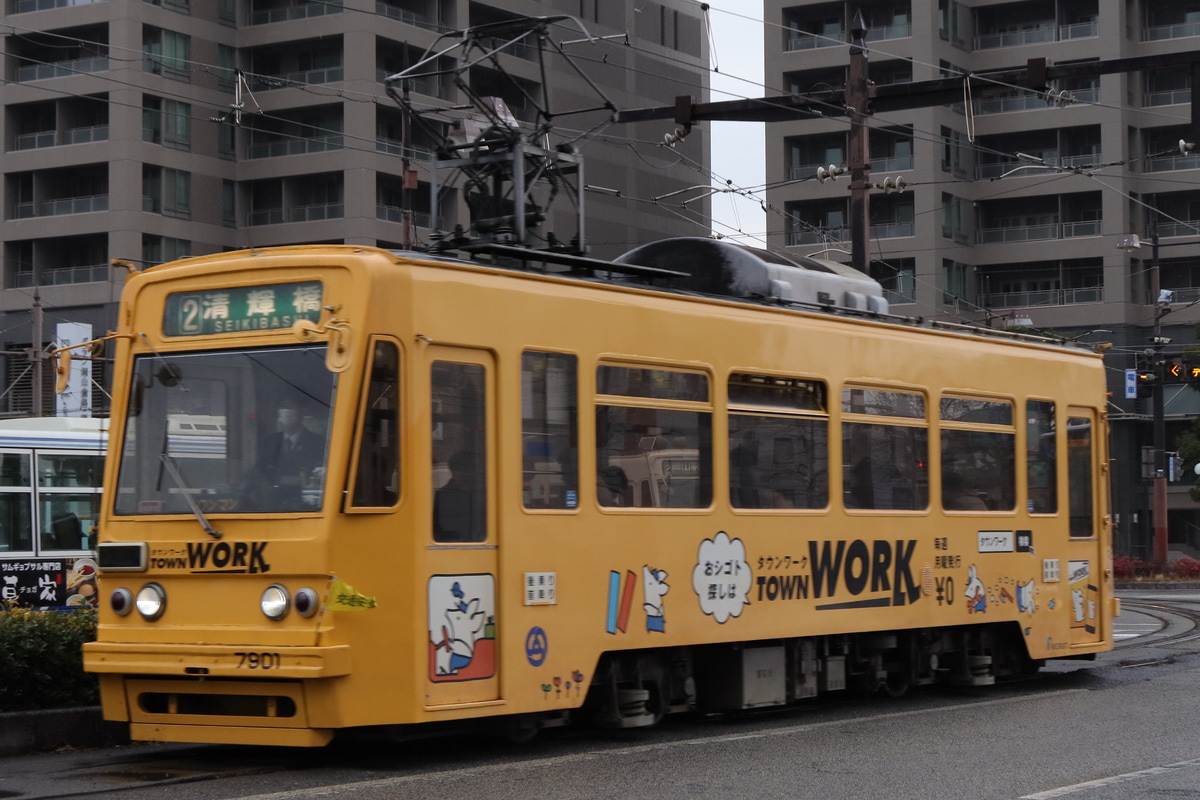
[163,282,324,337]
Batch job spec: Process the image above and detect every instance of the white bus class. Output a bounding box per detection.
[0,416,106,608]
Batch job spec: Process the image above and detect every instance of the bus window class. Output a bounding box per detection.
[351,340,400,508]
[1067,416,1093,537]
[431,361,487,542]
[842,387,928,510]
[1027,400,1057,513]
[0,453,32,552]
[522,352,578,509]
[596,365,712,509]
[728,374,828,509]
[939,396,1016,511]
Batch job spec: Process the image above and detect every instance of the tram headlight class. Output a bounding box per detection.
[135,583,167,621]
[110,587,134,616]
[261,584,291,620]
[293,587,320,618]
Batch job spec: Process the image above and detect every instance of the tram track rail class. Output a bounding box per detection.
[1115,599,1200,657]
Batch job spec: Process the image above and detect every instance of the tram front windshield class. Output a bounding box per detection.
[114,345,336,516]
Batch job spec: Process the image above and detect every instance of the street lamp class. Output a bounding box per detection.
[1117,220,1170,567]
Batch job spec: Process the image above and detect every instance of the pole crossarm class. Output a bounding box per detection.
[616,49,1200,126]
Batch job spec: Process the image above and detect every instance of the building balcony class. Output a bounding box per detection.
[982,286,1102,308]
[976,220,1100,244]
[15,0,104,11]
[1158,220,1200,238]
[786,221,912,246]
[16,57,108,82]
[290,203,343,222]
[15,195,108,218]
[1145,88,1192,107]
[377,204,431,227]
[14,125,108,150]
[977,153,1098,179]
[247,135,344,159]
[248,0,343,25]
[376,138,432,160]
[865,22,911,41]
[254,67,344,90]
[974,20,1095,50]
[12,263,108,288]
[786,32,842,51]
[1144,20,1200,42]
[375,69,450,99]
[1146,152,1200,173]
[376,0,440,29]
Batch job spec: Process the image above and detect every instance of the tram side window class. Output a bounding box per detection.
[1027,400,1057,514]
[1067,416,1093,537]
[0,453,32,552]
[939,396,1016,511]
[351,340,400,508]
[842,387,928,510]
[432,361,487,542]
[522,352,578,509]
[728,374,828,509]
[595,365,712,508]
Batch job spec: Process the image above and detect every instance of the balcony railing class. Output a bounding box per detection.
[787,227,849,246]
[977,153,1099,179]
[375,69,450,99]
[15,0,104,11]
[249,0,343,25]
[983,286,1103,308]
[289,203,343,222]
[248,208,285,226]
[13,263,109,288]
[256,67,344,89]
[65,125,109,144]
[376,1,441,31]
[871,221,914,239]
[16,57,108,82]
[1145,88,1192,107]
[786,32,842,51]
[865,22,911,41]
[1144,20,1200,41]
[15,195,108,218]
[17,125,109,149]
[247,134,344,159]
[14,131,56,150]
[1157,220,1200,238]
[376,138,433,160]
[870,154,913,173]
[976,93,1047,114]
[976,219,1100,243]
[377,204,432,227]
[1146,152,1200,172]
[975,21,1097,50]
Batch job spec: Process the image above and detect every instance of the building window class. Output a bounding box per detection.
[143,27,191,81]
[942,259,969,305]
[141,234,191,266]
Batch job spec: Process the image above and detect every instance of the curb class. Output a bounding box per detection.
[0,707,128,758]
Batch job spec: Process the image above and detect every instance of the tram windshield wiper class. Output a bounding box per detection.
[159,453,222,539]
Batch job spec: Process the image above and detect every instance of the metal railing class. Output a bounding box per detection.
[976,220,1105,243]
[870,154,913,173]
[248,0,343,25]
[786,32,842,51]
[257,67,344,89]
[865,22,911,41]
[983,286,1103,308]
[1144,20,1200,41]
[14,131,56,150]
[13,263,109,288]
[247,135,343,159]
[377,205,432,227]
[376,138,433,160]
[375,70,449,99]
[15,195,108,218]
[1146,153,1200,172]
[16,57,108,82]
[1157,220,1200,238]
[376,1,442,31]
[1144,88,1192,107]
[289,203,344,222]
[15,0,103,11]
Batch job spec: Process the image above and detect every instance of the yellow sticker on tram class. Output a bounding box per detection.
[328,578,378,611]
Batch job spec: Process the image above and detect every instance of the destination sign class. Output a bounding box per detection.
[163,282,323,337]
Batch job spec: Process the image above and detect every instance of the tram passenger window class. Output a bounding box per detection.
[521,352,578,509]
[432,362,487,542]
[728,374,828,509]
[1067,416,1093,537]
[0,454,32,552]
[939,397,1016,512]
[1027,400,1057,513]
[351,341,400,508]
[595,365,712,509]
[841,388,928,510]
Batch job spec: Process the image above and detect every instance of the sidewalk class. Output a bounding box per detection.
[0,707,128,758]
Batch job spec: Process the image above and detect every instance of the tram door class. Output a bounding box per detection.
[1066,408,1103,647]
[424,347,501,706]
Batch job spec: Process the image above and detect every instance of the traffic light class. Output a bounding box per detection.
[1136,369,1156,398]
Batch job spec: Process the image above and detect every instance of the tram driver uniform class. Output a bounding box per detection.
[256,404,325,506]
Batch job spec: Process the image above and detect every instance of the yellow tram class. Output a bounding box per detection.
[82,240,1115,746]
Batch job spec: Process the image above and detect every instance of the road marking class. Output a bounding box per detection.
[1021,757,1200,798]
[234,689,1091,800]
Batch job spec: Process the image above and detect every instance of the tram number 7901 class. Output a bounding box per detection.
[235,651,281,670]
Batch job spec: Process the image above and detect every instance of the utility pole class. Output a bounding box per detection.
[846,10,871,273]
[1150,216,1169,567]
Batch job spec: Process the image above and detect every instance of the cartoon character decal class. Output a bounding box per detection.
[1016,579,1036,617]
[643,566,669,632]
[428,574,496,682]
[964,564,986,613]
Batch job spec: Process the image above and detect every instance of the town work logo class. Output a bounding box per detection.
[186,541,271,574]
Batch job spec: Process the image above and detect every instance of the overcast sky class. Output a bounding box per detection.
[704,1,768,244]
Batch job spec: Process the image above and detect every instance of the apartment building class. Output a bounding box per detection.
[766,0,1200,557]
[0,0,710,413]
